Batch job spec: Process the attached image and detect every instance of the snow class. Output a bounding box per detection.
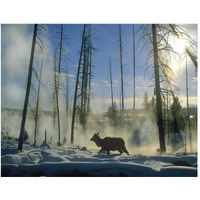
[1,140,197,177]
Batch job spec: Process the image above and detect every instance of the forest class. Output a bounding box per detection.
[1,24,198,177]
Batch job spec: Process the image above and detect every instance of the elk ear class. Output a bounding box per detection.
[97,132,99,135]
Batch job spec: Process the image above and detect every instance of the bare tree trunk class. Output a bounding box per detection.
[119,25,124,124]
[133,24,136,110]
[152,24,166,153]
[53,53,57,129]
[119,25,124,112]
[71,25,86,144]
[186,55,192,151]
[56,24,63,145]
[18,24,38,150]
[87,43,92,114]
[56,76,61,145]
[109,57,114,109]
[33,56,44,146]
[66,61,69,118]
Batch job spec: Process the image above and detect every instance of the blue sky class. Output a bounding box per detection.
[1,24,197,112]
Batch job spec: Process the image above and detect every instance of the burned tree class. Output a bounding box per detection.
[18,24,45,150]
[133,24,136,110]
[33,56,44,146]
[152,24,166,152]
[109,57,114,109]
[119,24,124,113]
[51,24,70,146]
[71,24,96,144]
[71,25,86,144]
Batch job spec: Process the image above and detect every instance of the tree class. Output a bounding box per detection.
[185,55,192,151]
[138,24,197,152]
[55,24,63,146]
[106,102,119,126]
[152,24,166,152]
[71,25,86,144]
[33,56,44,146]
[51,24,70,146]
[71,25,97,144]
[119,24,124,114]
[66,61,69,118]
[170,96,186,134]
[133,24,136,110]
[18,24,38,150]
[142,91,149,111]
[109,57,114,109]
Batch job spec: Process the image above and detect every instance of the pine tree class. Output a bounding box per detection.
[142,91,149,111]
[106,102,119,126]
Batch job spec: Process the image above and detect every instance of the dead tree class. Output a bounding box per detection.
[87,25,93,114]
[33,56,44,146]
[119,25,124,113]
[133,24,136,110]
[18,24,38,150]
[71,24,96,144]
[152,24,166,152]
[185,55,192,151]
[52,53,57,129]
[55,24,63,145]
[109,57,114,109]
[71,25,86,144]
[51,24,70,146]
[66,61,69,118]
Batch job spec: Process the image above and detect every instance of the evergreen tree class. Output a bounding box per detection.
[170,97,186,134]
[106,102,119,126]
[142,91,149,111]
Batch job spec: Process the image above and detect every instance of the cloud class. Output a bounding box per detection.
[66,73,74,78]
[91,82,97,86]
[103,80,109,84]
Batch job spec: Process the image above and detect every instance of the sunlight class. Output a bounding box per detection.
[174,38,186,54]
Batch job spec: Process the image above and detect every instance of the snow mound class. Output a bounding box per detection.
[1,140,197,177]
[40,140,50,149]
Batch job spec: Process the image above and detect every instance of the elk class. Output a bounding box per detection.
[90,132,129,155]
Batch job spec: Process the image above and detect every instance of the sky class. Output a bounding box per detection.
[1,24,198,113]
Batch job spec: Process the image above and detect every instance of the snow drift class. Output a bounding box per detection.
[1,140,197,177]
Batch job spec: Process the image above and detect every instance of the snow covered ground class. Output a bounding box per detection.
[1,140,197,177]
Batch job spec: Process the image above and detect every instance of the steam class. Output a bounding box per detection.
[1,25,197,155]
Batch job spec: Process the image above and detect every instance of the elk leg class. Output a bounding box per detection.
[118,149,123,154]
[98,148,103,155]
